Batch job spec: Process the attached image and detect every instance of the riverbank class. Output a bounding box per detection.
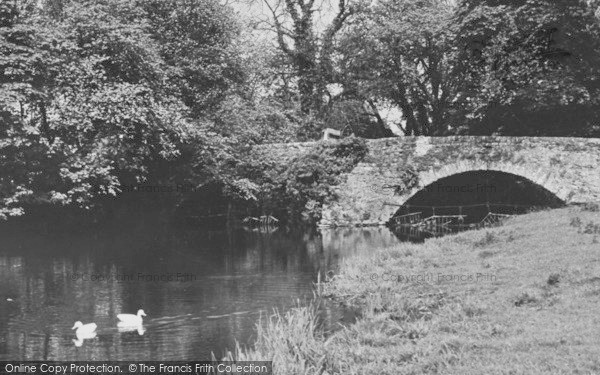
[233,206,600,374]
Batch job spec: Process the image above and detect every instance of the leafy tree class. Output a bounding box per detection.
[0,0,243,218]
[259,0,357,115]
[339,0,460,136]
[454,0,600,136]
[139,0,245,117]
[0,0,59,218]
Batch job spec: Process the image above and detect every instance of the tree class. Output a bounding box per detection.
[454,0,600,136]
[0,0,243,217]
[260,0,357,115]
[339,0,460,135]
[0,0,60,218]
[140,0,245,118]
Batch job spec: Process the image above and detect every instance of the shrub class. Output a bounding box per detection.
[247,137,368,225]
[283,137,368,223]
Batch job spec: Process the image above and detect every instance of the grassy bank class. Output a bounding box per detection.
[233,206,600,374]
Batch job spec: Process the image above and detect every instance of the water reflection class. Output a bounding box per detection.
[116,325,145,336]
[0,222,403,360]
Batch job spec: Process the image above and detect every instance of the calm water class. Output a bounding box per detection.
[0,220,401,360]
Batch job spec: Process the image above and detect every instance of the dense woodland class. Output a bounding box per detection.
[1,0,600,223]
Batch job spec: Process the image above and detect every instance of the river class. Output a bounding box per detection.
[0,219,402,360]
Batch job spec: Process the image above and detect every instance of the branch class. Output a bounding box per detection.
[414,75,433,105]
[391,84,420,135]
[323,0,354,43]
[284,0,301,23]
[366,98,388,132]
[397,121,408,135]
[304,0,316,14]
[264,0,295,57]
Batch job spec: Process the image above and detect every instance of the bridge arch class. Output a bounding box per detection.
[409,161,572,203]
[369,162,573,226]
[388,168,566,224]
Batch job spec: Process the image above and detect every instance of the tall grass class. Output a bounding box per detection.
[227,303,329,375]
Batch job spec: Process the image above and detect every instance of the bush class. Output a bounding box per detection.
[283,137,368,223]
[246,137,368,225]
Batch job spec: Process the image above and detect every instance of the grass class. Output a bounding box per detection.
[227,303,330,374]
[233,206,600,374]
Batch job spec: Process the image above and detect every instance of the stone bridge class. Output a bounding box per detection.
[257,136,600,227]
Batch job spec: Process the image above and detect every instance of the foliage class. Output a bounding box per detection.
[3,0,600,222]
[245,137,368,224]
[339,0,460,136]
[338,0,600,137]
[454,0,600,136]
[284,137,368,223]
[323,99,395,138]
[260,0,357,115]
[0,0,242,218]
[255,0,402,138]
[139,0,244,117]
[210,95,314,145]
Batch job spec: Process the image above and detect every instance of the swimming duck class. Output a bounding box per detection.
[72,321,97,336]
[117,309,146,326]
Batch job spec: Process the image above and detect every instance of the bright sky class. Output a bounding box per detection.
[229,0,359,35]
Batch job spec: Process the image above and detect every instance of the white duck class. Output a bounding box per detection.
[117,309,146,326]
[72,321,97,336]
